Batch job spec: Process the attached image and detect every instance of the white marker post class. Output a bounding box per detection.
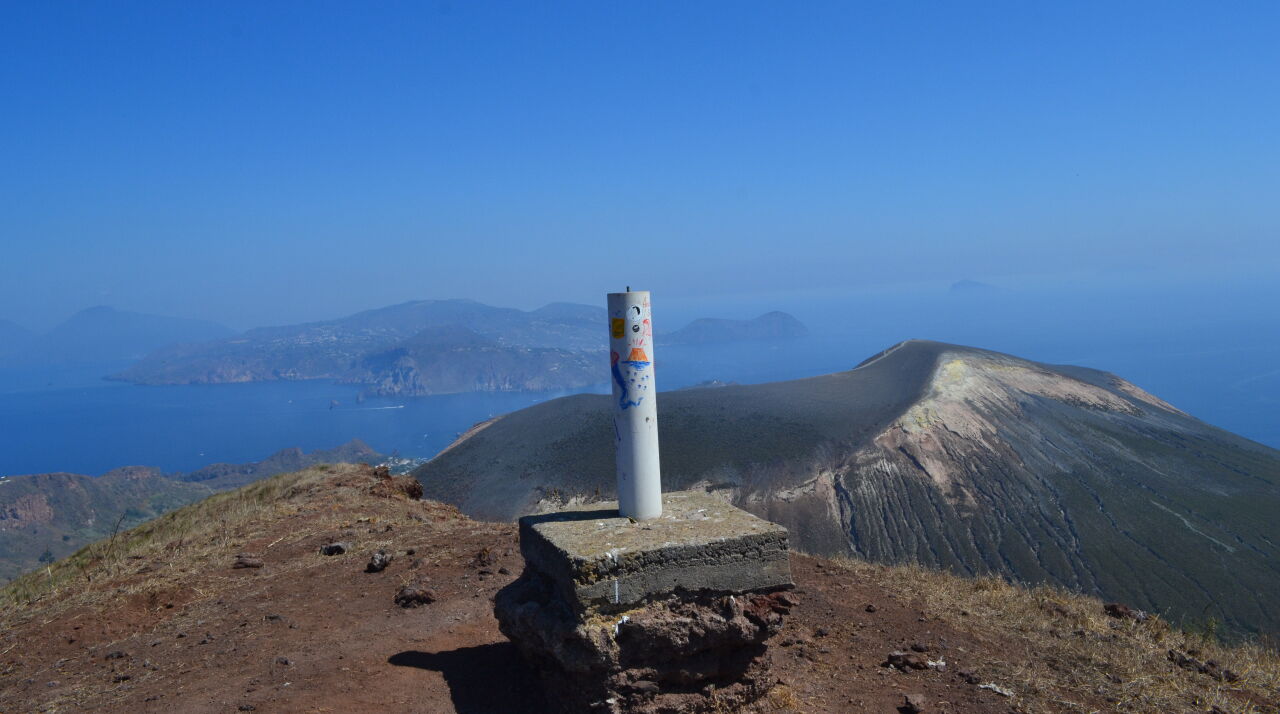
[608,290,662,520]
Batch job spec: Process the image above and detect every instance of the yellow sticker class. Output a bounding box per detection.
[610,318,625,339]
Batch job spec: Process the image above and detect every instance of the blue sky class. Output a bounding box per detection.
[2,1,1278,330]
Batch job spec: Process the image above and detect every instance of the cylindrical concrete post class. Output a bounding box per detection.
[608,290,662,520]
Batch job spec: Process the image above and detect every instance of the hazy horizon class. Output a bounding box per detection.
[3,2,1278,332]
[5,266,1277,341]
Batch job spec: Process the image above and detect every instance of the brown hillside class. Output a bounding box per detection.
[1,465,1276,713]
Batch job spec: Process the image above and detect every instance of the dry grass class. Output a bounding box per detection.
[830,557,1280,714]
[759,684,801,711]
[0,463,372,631]
[7,467,1276,714]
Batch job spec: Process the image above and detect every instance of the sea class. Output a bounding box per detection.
[2,275,1277,477]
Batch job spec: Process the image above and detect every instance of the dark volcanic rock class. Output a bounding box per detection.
[1168,649,1240,682]
[902,692,928,713]
[1104,602,1149,621]
[884,651,929,671]
[365,550,393,573]
[369,470,423,500]
[494,565,795,714]
[394,583,437,608]
[319,542,351,556]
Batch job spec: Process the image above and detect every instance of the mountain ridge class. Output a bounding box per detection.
[0,440,382,583]
[413,339,1280,637]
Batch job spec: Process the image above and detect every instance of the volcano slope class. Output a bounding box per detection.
[414,340,1280,638]
[3,464,1278,713]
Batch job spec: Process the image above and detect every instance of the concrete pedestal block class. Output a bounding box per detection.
[495,490,796,713]
[519,490,792,615]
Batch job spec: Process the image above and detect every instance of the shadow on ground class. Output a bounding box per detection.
[389,642,547,714]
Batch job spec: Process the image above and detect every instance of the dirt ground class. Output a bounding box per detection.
[2,467,1271,713]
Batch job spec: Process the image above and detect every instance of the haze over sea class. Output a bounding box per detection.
[3,4,1278,478]
[3,273,1276,477]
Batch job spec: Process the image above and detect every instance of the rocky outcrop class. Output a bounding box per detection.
[0,470,212,583]
[347,330,599,397]
[0,493,55,528]
[495,567,795,713]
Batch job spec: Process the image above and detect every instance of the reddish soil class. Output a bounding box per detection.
[1,475,1021,713]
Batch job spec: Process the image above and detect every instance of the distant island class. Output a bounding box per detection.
[2,299,808,397]
[109,300,811,396]
[660,311,808,345]
[111,299,605,396]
